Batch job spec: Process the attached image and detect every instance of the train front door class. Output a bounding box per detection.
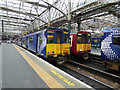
[82,34,87,51]
[56,31,62,54]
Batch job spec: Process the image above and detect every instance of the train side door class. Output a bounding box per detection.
[37,35,42,54]
[26,37,29,49]
[36,35,39,53]
[56,31,61,54]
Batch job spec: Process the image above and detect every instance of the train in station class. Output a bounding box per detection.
[101,28,120,71]
[16,28,92,64]
[70,31,91,60]
[16,28,70,64]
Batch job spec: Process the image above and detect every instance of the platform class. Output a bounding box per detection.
[2,43,93,89]
[90,47,101,56]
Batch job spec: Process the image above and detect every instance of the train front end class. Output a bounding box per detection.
[70,32,91,60]
[76,32,91,60]
[46,28,70,64]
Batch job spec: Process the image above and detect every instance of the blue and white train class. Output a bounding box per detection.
[16,28,70,64]
[101,28,120,71]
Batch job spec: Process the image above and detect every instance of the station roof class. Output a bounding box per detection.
[0,0,119,37]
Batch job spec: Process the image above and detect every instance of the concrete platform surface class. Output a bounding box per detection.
[2,43,93,89]
[2,43,49,88]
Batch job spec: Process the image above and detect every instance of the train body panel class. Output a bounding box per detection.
[36,31,47,58]
[101,28,120,70]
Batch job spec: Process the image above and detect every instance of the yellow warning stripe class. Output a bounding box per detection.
[13,44,64,88]
[51,70,75,86]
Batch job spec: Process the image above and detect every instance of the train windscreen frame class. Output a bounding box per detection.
[113,35,120,45]
[77,33,91,44]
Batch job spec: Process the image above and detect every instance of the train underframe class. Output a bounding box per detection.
[103,61,120,71]
[70,52,89,61]
[47,54,69,65]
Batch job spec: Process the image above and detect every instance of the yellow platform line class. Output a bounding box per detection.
[13,44,64,88]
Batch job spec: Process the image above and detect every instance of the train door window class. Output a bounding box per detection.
[30,37,33,44]
[77,34,82,44]
[23,38,25,43]
[64,35,69,43]
[40,37,42,45]
[113,35,120,45]
[70,36,73,47]
[47,35,54,43]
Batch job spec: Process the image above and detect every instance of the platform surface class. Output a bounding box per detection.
[90,47,101,56]
[2,43,93,89]
[2,43,49,88]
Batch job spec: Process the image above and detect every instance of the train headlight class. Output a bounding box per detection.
[80,49,82,51]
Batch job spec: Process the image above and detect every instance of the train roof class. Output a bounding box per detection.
[91,36,102,38]
[18,28,69,38]
[47,28,69,32]
[70,31,91,35]
[102,28,120,32]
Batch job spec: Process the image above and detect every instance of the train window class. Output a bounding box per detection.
[77,35,82,44]
[81,34,87,44]
[22,38,25,43]
[47,35,54,43]
[64,35,69,43]
[94,39,98,43]
[30,37,33,44]
[113,35,120,45]
[19,39,21,43]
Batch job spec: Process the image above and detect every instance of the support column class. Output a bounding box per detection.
[2,20,4,33]
[48,6,51,28]
[68,0,71,32]
[77,21,81,31]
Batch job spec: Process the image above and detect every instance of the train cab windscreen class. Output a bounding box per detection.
[77,34,82,44]
[77,33,91,44]
[47,35,54,43]
[113,35,120,45]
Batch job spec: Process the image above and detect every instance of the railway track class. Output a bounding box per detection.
[64,60,120,88]
[55,63,115,89]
